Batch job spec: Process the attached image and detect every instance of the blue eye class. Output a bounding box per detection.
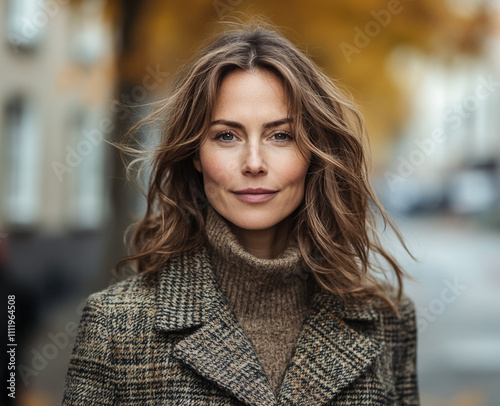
[214,131,235,141]
[272,131,292,142]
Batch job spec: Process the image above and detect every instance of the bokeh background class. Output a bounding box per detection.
[1,0,500,405]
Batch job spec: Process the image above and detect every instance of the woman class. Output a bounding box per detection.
[63,24,419,405]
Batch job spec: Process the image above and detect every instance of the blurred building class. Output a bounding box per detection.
[1,0,116,404]
[379,10,500,222]
[0,0,115,232]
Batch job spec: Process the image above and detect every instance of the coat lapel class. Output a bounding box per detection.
[277,290,383,405]
[154,247,277,406]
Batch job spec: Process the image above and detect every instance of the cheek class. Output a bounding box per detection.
[199,153,234,195]
[288,168,308,194]
[280,154,309,188]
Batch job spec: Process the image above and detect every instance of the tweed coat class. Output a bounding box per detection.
[62,245,419,405]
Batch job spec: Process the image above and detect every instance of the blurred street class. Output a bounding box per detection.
[389,213,500,405]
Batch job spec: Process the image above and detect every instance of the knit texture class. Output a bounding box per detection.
[204,204,317,395]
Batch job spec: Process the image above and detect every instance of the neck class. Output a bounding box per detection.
[204,203,316,320]
[228,216,292,259]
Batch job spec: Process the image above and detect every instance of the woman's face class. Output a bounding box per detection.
[193,68,310,233]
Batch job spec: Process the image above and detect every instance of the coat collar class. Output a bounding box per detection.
[154,246,382,406]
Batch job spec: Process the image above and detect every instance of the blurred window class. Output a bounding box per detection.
[5,0,44,52]
[67,110,109,229]
[71,0,108,64]
[1,95,41,226]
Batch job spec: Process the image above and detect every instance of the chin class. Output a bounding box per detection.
[232,220,277,231]
[225,209,289,231]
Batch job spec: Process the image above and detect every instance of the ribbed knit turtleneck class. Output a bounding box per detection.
[204,204,317,395]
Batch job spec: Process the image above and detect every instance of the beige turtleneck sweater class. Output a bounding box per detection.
[204,204,317,395]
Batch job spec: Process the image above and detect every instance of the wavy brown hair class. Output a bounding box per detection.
[116,23,413,312]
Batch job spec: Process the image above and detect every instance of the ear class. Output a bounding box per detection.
[193,153,202,173]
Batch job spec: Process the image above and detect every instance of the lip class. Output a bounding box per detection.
[232,188,278,203]
[233,188,278,194]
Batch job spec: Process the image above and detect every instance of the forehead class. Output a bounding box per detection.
[213,69,288,119]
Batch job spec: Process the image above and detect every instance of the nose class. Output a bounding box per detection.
[242,143,267,175]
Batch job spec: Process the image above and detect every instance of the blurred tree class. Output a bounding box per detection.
[71,0,493,156]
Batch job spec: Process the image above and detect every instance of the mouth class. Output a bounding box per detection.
[232,188,278,203]
[233,188,278,194]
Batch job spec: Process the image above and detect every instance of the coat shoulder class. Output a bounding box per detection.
[378,292,417,326]
[369,292,418,347]
[80,271,162,336]
[86,271,160,308]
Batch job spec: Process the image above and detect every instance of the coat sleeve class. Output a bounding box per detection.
[394,297,420,405]
[62,294,116,405]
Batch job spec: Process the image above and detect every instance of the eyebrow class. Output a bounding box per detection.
[210,118,293,129]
